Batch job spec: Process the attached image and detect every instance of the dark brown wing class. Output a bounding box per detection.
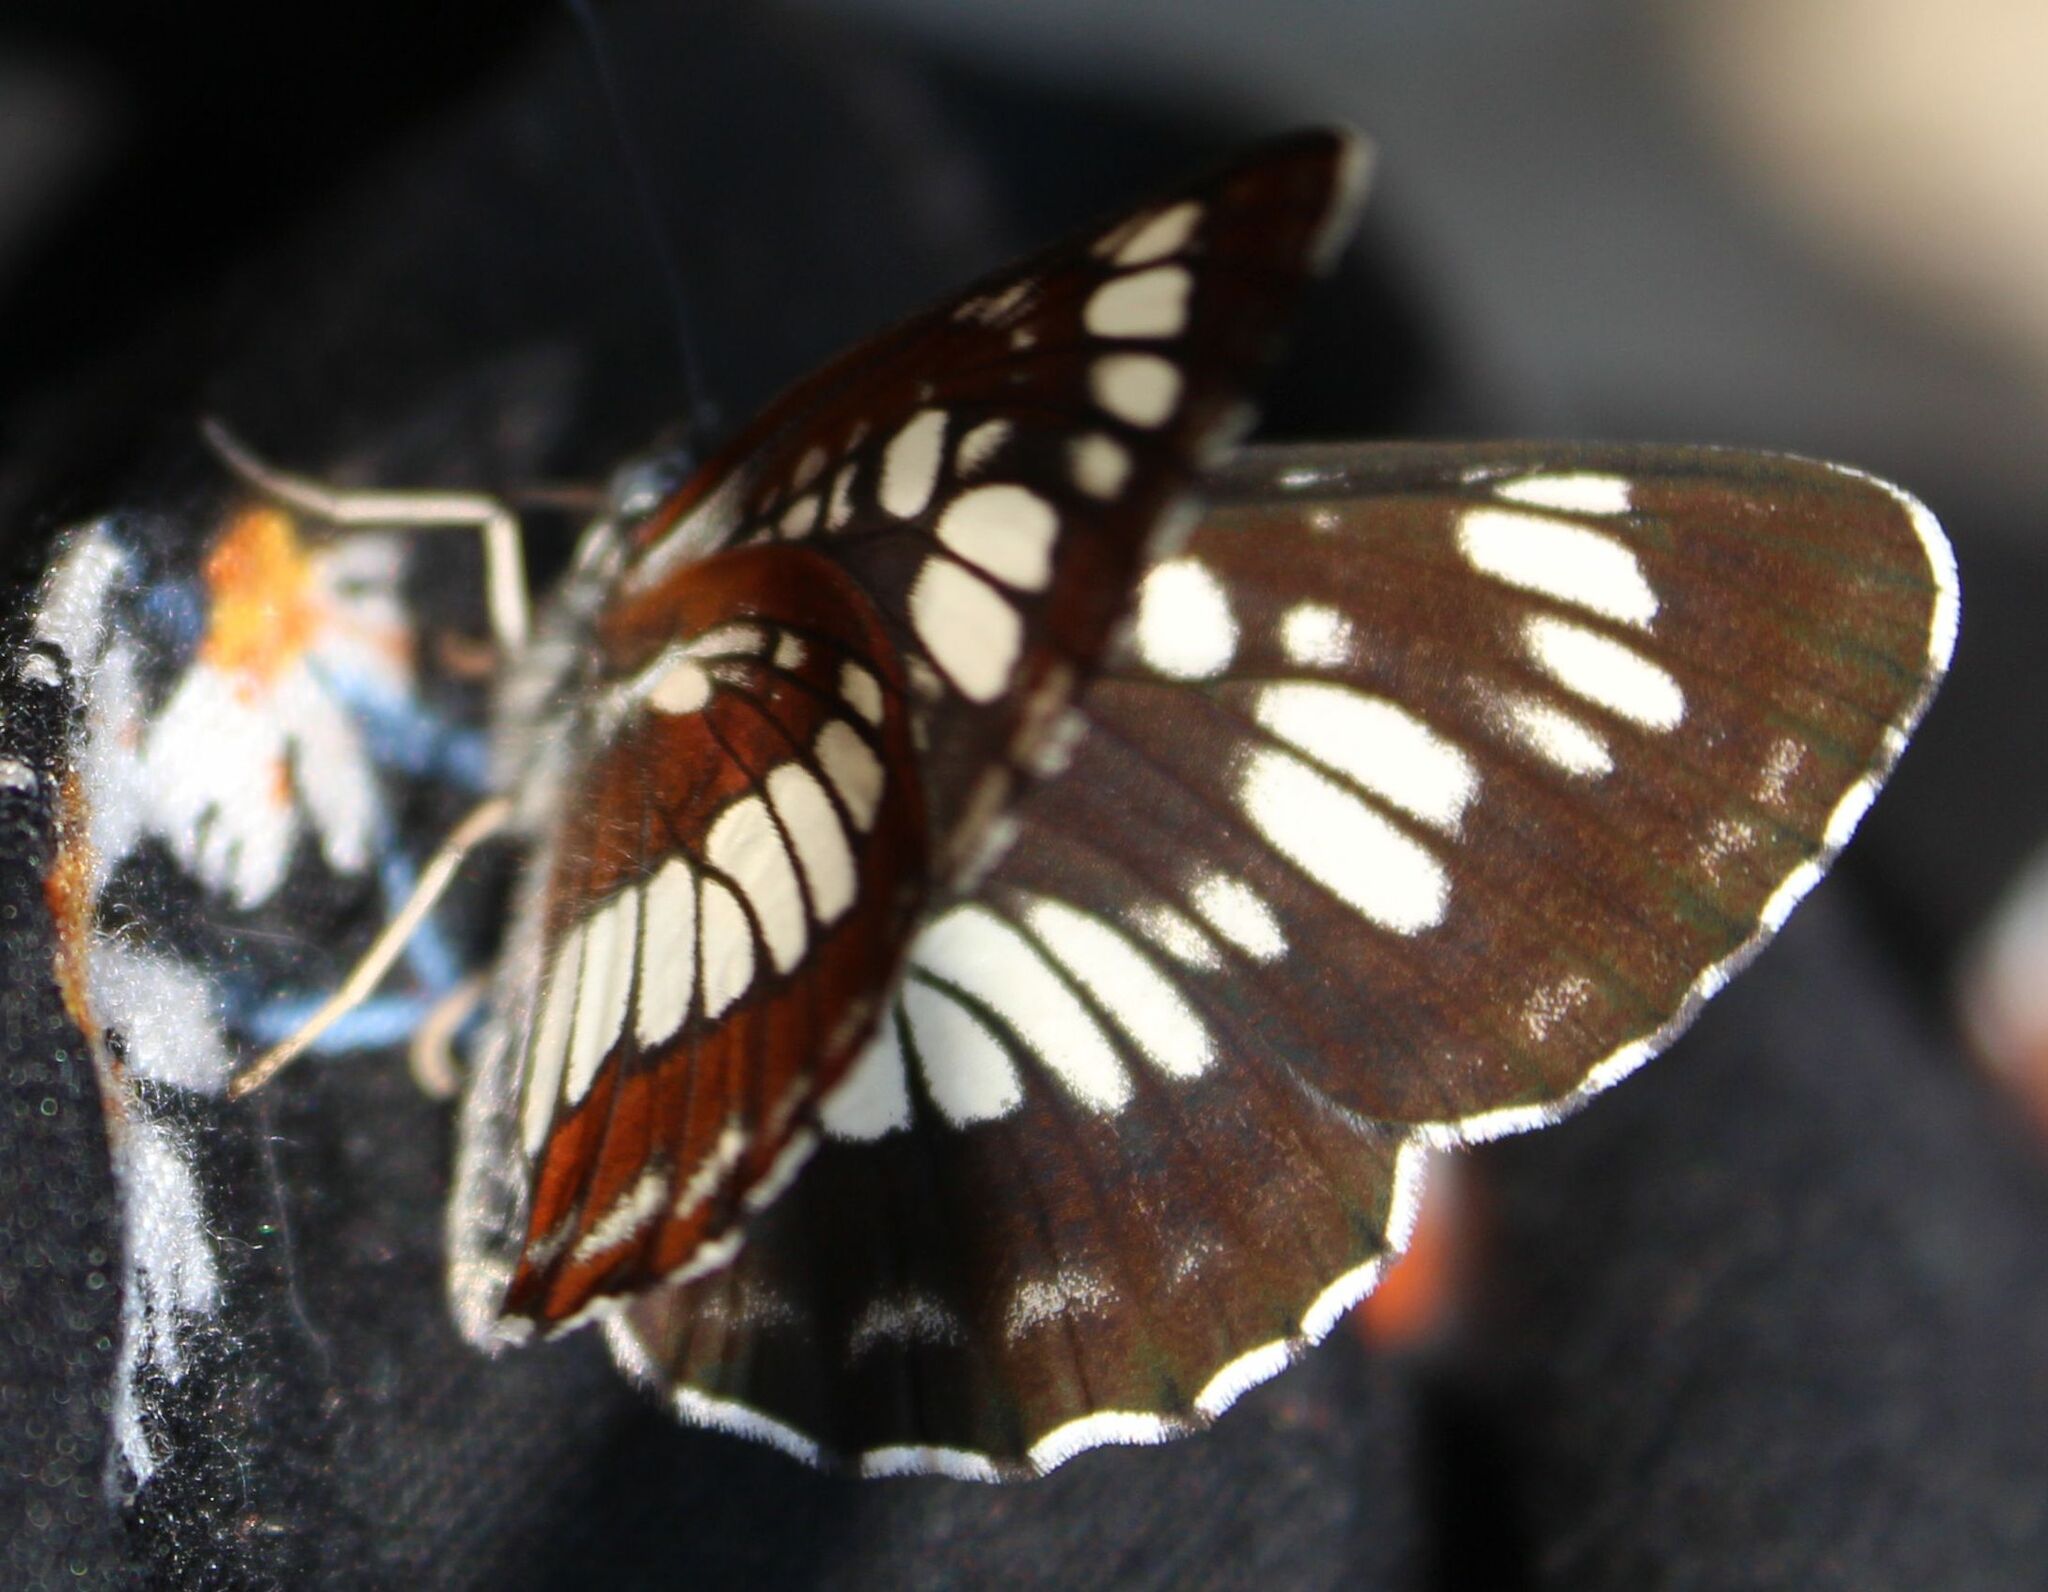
[602,440,1954,1474]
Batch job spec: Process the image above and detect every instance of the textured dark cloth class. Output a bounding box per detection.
[0,5,2040,1589]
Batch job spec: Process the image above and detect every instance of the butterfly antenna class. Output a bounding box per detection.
[565,0,720,442]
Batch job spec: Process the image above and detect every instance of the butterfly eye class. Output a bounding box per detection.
[605,449,696,524]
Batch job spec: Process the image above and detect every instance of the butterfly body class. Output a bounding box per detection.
[436,129,1953,1476]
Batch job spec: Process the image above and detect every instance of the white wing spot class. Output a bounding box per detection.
[777,494,819,539]
[850,1290,967,1358]
[646,657,712,715]
[634,858,698,1048]
[1494,471,1633,516]
[772,633,807,672]
[1253,682,1478,834]
[900,978,1024,1126]
[743,1127,816,1214]
[1190,873,1286,961]
[1085,263,1192,339]
[788,445,827,490]
[674,1118,748,1219]
[1522,615,1685,730]
[908,559,1022,702]
[1824,773,1880,850]
[879,408,949,520]
[1091,353,1181,428]
[1499,692,1614,778]
[1026,896,1214,1079]
[905,657,944,705]
[1027,1413,1177,1474]
[1458,507,1658,628]
[954,279,1036,326]
[1006,1268,1113,1342]
[839,661,884,726]
[565,887,639,1105]
[1129,902,1224,971]
[1279,602,1355,667]
[1196,1343,1293,1420]
[1109,199,1201,265]
[698,879,756,1019]
[820,1008,912,1140]
[571,1167,670,1264]
[1758,737,1804,807]
[1240,750,1449,934]
[1697,815,1760,883]
[685,623,769,659]
[955,419,1012,477]
[521,922,584,1153]
[936,483,1059,592]
[1069,432,1131,499]
[1521,974,1593,1042]
[669,1229,743,1287]
[814,721,884,832]
[766,763,857,925]
[1761,861,1825,934]
[914,905,1131,1113]
[826,462,858,530]
[1133,559,1236,680]
[706,794,807,974]
[1022,704,1088,780]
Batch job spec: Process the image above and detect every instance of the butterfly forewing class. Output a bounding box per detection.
[602,440,1953,1474]
[614,129,1368,869]
[452,132,1373,1338]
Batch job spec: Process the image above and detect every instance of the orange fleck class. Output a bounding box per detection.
[43,772,102,1049]
[1353,1157,1466,1349]
[200,506,317,688]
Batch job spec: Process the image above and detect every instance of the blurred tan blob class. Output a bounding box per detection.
[1673,0,2048,383]
[1961,850,2048,1141]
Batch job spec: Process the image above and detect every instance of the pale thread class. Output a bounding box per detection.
[228,797,515,1098]
[200,417,531,652]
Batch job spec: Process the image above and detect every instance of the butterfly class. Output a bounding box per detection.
[231,126,1952,1480]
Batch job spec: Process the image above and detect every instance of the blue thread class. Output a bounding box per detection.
[312,660,492,789]
[135,578,206,660]
[237,990,444,1054]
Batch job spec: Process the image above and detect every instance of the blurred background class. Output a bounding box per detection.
[1,0,2039,942]
[1,2,2045,1585]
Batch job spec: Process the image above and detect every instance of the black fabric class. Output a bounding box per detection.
[0,5,2041,1589]
[0,650,128,1586]
[1485,896,2048,1588]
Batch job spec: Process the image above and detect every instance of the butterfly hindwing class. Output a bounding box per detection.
[466,546,927,1329]
[601,439,1954,1473]
[452,132,1373,1337]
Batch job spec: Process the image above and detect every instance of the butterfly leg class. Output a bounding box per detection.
[228,796,515,1098]
[199,416,532,652]
[408,974,487,1101]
